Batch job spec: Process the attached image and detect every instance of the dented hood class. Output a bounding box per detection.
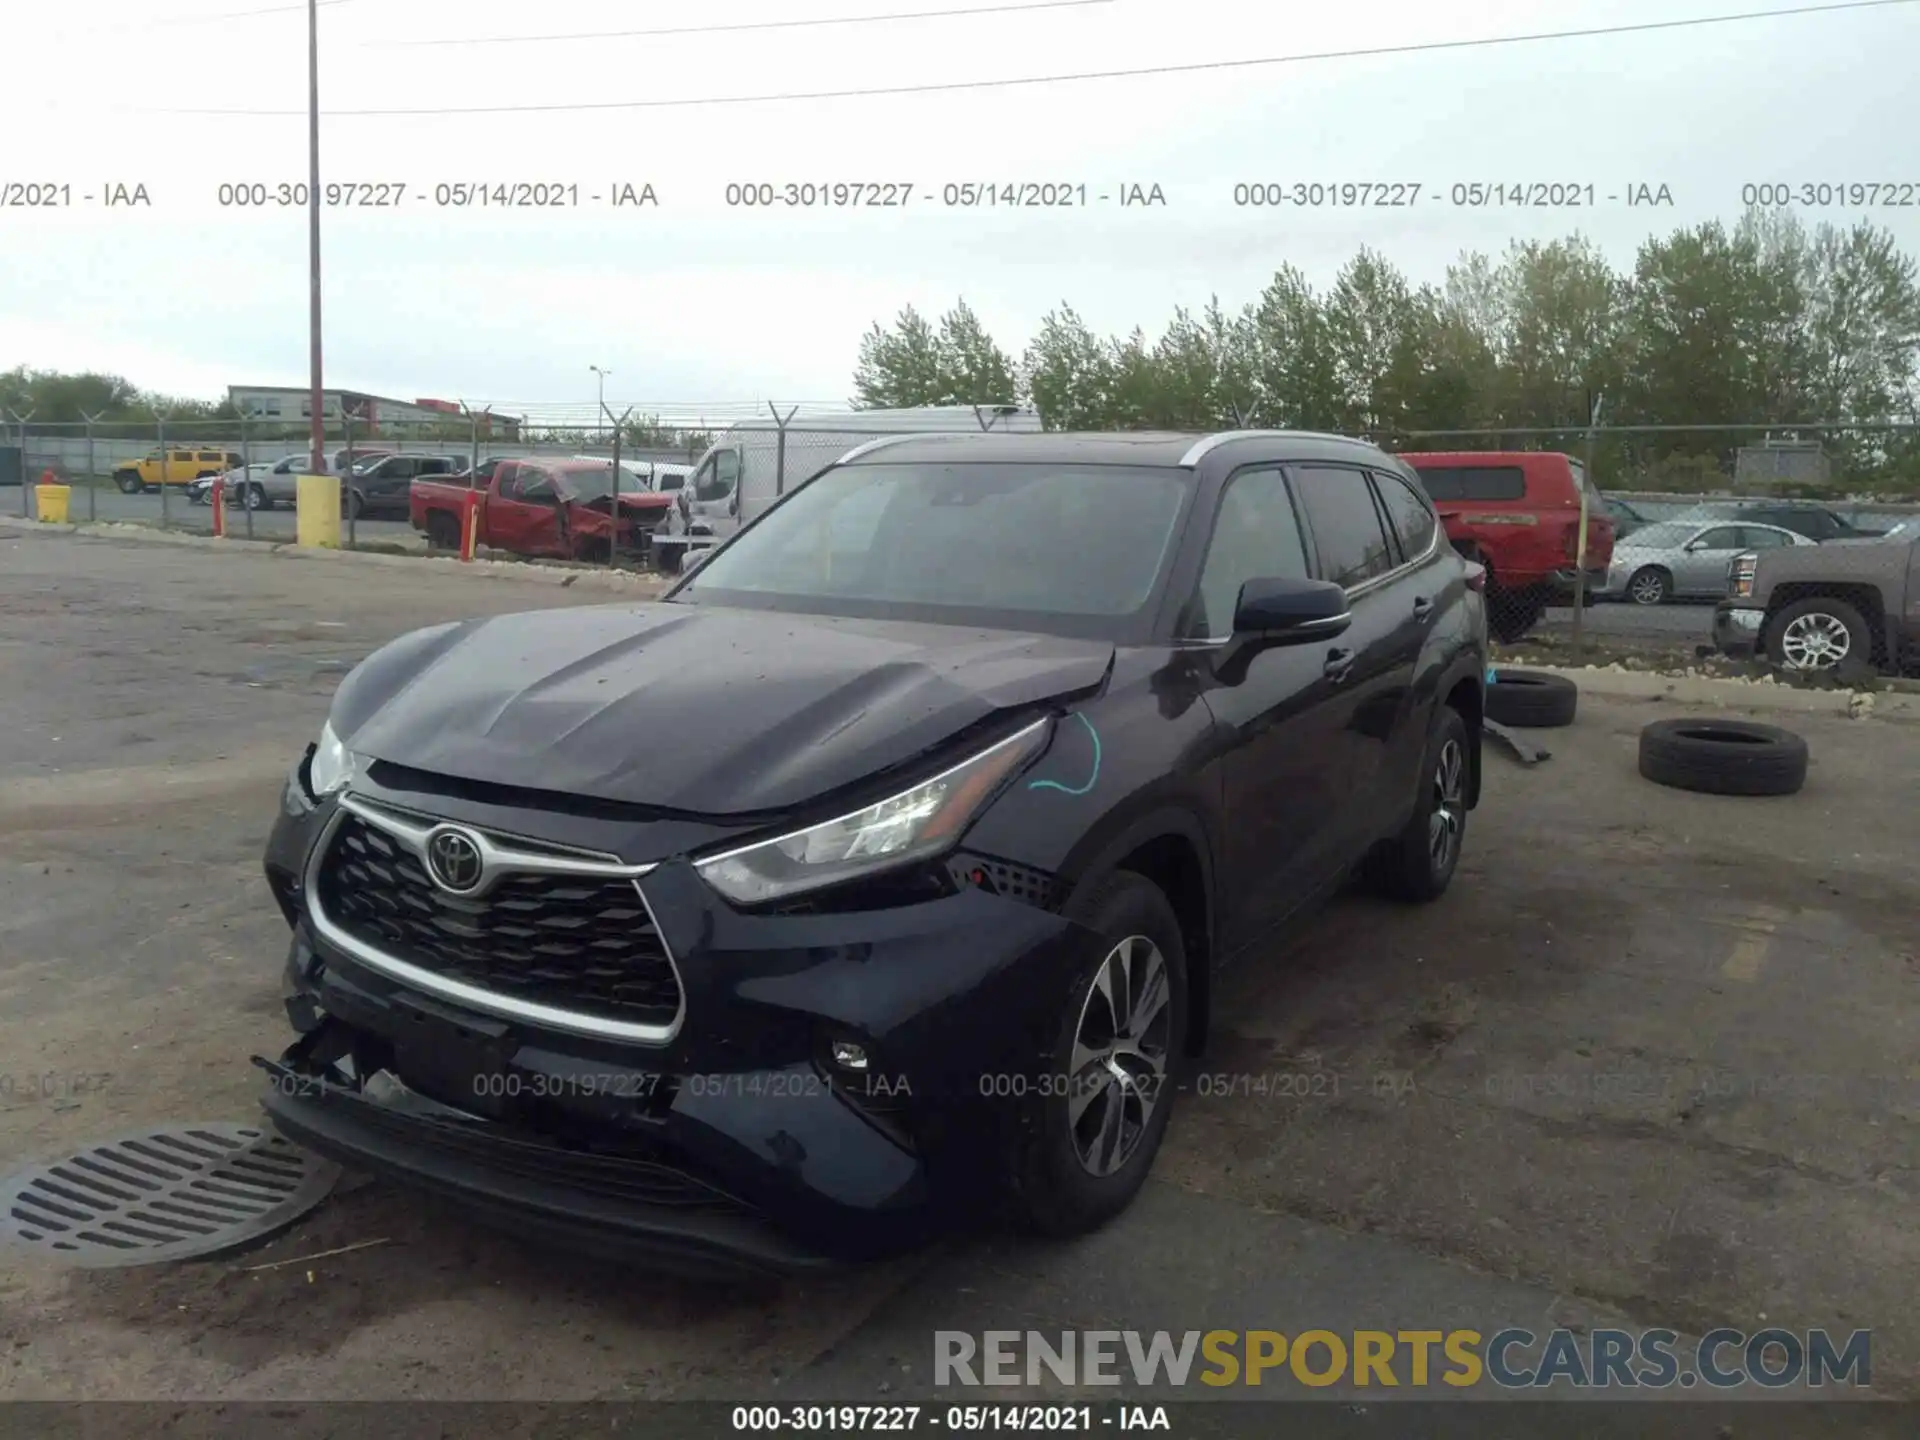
[330,603,1113,815]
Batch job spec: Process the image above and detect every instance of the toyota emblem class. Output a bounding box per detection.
[425,827,485,893]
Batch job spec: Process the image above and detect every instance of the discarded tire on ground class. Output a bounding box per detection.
[1637,718,1808,797]
[1485,669,1578,728]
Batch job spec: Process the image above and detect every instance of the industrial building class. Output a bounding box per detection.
[225,386,522,439]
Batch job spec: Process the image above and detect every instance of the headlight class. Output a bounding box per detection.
[305,720,356,797]
[695,718,1052,906]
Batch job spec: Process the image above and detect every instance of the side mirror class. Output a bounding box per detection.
[1210,577,1351,685]
[1232,576,1352,642]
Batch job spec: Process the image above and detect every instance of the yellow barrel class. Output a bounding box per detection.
[35,484,71,524]
[295,474,342,548]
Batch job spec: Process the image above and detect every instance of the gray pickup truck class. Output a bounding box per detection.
[1713,520,1917,673]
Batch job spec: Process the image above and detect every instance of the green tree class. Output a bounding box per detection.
[1023,304,1116,429]
[1321,247,1431,436]
[850,299,1018,407]
[1243,264,1344,430]
[936,299,1020,406]
[851,305,946,407]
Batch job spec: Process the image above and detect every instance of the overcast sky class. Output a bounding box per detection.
[5,0,1917,422]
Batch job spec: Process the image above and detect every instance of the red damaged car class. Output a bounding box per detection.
[1398,451,1614,642]
[411,457,673,564]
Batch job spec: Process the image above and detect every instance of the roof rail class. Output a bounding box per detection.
[836,433,932,464]
[1177,429,1373,467]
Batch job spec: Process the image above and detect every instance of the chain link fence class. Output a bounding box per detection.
[6,411,1915,623]
[1376,420,1920,660]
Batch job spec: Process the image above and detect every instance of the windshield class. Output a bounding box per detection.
[553,462,620,502]
[677,461,1192,634]
[1620,521,1696,550]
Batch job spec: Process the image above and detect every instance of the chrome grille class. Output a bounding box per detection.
[311,805,682,1037]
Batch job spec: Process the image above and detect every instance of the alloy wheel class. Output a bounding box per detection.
[1428,737,1466,875]
[1779,612,1850,670]
[1629,571,1666,605]
[1068,934,1171,1177]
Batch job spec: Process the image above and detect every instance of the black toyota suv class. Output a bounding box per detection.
[257,430,1489,1275]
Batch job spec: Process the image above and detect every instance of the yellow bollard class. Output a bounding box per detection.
[295,474,342,548]
[35,484,71,525]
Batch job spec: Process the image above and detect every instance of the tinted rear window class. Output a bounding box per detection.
[1406,465,1526,502]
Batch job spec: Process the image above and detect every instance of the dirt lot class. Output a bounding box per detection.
[2,527,1917,1411]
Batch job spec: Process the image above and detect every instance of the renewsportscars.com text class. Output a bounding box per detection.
[934,1328,1871,1390]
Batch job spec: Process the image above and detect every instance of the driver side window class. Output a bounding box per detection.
[694,449,740,503]
[1695,526,1744,550]
[1185,468,1310,640]
[518,468,556,501]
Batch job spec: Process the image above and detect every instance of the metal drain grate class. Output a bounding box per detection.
[0,1122,343,1268]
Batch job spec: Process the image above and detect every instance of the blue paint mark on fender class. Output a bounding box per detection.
[1029,713,1101,796]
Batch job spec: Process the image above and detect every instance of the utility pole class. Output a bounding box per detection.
[306,0,326,475]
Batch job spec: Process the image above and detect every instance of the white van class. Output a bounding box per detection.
[652,405,1042,571]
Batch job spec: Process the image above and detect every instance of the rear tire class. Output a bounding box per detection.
[425,512,461,551]
[1367,704,1471,903]
[245,483,269,511]
[1004,871,1186,1238]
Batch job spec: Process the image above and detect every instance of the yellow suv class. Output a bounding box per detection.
[112,447,243,495]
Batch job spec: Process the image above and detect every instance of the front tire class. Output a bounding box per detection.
[1368,704,1472,903]
[1627,566,1671,606]
[114,471,142,495]
[1004,871,1187,1238]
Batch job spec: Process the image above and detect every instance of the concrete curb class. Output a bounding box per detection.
[1530,665,1920,721]
[0,519,673,596]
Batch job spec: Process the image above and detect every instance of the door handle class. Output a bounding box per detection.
[1324,647,1356,682]
[1412,595,1435,622]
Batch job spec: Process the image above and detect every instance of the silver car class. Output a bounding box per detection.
[1604,519,1814,605]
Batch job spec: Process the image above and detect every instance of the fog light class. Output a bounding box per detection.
[830,1040,869,1071]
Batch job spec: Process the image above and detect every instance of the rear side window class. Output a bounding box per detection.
[1370,470,1437,560]
[1409,465,1526,502]
[1292,466,1397,588]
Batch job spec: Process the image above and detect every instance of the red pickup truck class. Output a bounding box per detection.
[409,457,674,563]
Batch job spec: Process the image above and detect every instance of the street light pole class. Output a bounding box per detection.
[306,0,326,474]
[590,365,611,451]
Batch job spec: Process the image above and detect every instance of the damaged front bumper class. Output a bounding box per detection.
[259,777,1098,1274]
[257,1051,835,1279]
